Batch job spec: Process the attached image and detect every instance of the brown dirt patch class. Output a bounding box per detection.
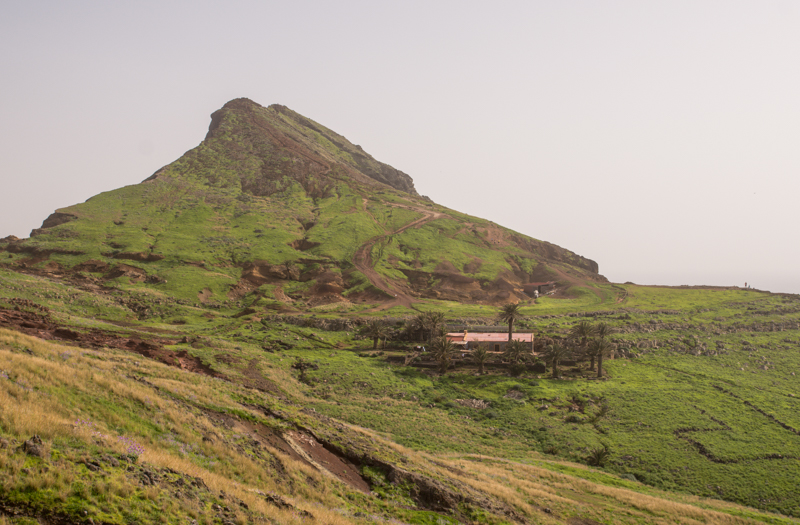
[463,258,483,274]
[285,430,370,493]
[240,358,284,396]
[306,293,351,308]
[104,263,148,282]
[214,353,241,365]
[272,287,294,303]
[103,252,165,262]
[289,239,320,251]
[203,409,369,493]
[479,225,511,248]
[73,259,111,273]
[227,278,258,300]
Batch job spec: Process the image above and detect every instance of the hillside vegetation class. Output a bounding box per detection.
[3,98,601,311]
[2,99,799,524]
[1,266,799,523]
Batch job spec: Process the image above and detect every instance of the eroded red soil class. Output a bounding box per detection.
[204,409,370,493]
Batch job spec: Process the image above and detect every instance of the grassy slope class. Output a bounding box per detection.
[19,173,599,307]
[2,266,800,522]
[15,99,602,307]
[3,99,798,521]
[2,325,794,525]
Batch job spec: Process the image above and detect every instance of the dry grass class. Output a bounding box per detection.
[1,328,792,525]
[444,455,778,525]
[0,329,359,523]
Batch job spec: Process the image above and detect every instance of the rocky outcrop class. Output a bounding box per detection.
[28,212,78,237]
[40,212,77,230]
[510,234,599,274]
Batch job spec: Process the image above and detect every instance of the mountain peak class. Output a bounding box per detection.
[197,98,417,196]
[18,98,602,309]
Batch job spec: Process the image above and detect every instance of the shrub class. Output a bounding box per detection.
[586,444,610,467]
[543,444,560,455]
[509,363,526,377]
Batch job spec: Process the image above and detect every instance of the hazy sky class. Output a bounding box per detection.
[2,1,799,293]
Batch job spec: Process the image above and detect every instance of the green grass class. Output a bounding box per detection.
[3,264,800,522]
[5,98,800,522]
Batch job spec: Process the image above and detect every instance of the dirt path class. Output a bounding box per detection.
[352,201,446,310]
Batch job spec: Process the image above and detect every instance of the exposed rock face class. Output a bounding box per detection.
[270,104,417,195]
[30,212,78,237]
[40,212,77,229]
[21,435,45,457]
[103,252,165,262]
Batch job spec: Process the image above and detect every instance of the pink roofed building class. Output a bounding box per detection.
[446,330,534,353]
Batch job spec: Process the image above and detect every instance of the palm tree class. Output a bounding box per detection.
[409,313,427,342]
[543,343,570,378]
[423,311,446,343]
[595,322,614,341]
[593,322,615,376]
[432,323,448,341]
[503,339,528,365]
[498,302,524,342]
[471,344,491,375]
[570,321,598,369]
[361,319,389,350]
[409,312,438,342]
[431,336,457,374]
[589,337,615,378]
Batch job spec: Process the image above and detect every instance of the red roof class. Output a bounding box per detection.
[446,332,534,343]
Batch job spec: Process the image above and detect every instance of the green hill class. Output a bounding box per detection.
[3,98,601,313]
[2,99,800,524]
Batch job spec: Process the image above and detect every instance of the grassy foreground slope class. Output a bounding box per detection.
[1,327,794,525]
[1,264,800,522]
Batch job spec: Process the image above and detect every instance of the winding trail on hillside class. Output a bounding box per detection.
[352,200,447,310]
